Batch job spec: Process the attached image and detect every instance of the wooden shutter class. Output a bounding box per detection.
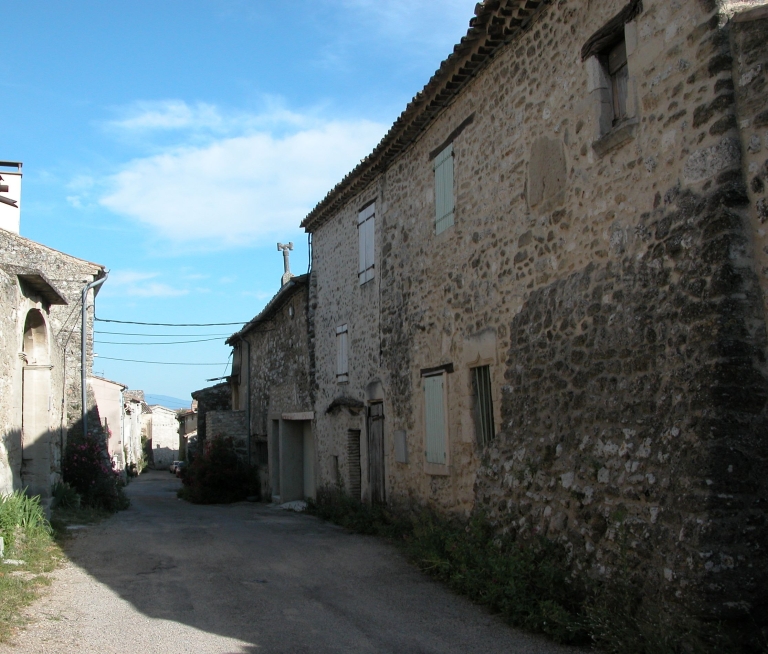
[424,374,446,464]
[358,203,375,284]
[336,325,348,381]
[434,144,454,235]
[347,429,361,499]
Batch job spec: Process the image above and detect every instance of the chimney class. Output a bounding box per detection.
[277,242,294,286]
[0,161,22,234]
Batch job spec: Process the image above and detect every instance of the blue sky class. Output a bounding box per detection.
[4,0,477,402]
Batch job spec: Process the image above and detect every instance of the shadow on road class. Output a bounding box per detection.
[61,471,582,654]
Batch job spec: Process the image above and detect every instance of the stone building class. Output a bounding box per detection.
[0,179,106,504]
[142,405,180,469]
[300,0,768,643]
[121,390,145,472]
[176,402,197,462]
[90,375,127,470]
[190,382,231,456]
[226,273,314,502]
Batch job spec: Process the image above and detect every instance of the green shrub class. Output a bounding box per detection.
[177,435,259,504]
[0,491,51,556]
[62,435,129,512]
[51,482,81,510]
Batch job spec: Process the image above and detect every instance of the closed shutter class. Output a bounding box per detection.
[434,144,454,235]
[347,429,361,499]
[424,374,446,464]
[336,325,348,381]
[358,203,375,284]
[472,365,495,446]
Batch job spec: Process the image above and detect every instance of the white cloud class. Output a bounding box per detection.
[107,99,318,137]
[100,110,386,247]
[103,271,189,298]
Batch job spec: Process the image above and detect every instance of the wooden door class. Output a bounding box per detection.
[367,402,385,504]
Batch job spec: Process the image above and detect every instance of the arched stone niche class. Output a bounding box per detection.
[21,309,52,499]
[365,379,385,403]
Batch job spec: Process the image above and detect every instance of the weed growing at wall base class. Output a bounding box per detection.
[307,488,758,653]
[307,487,587,645]
[0,492,61,643]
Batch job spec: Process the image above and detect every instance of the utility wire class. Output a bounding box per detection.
[95,330,233,337]
[95,337,225,345]
[95,356,229,366]
[96,316,246,327]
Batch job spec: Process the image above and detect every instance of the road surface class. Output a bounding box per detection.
[1,471,586,653]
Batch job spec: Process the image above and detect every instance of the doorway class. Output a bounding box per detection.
[279,419,315,503]
[367,402,385,504]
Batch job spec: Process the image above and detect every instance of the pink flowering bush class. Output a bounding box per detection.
[62,434,129,512]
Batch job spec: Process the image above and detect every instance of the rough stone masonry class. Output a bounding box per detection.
[298,0,768,645]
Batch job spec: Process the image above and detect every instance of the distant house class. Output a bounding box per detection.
[142,405,179,469]
[176,402,198,462]
[89,376,127,471]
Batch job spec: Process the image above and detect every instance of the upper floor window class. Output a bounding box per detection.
[336,324,349,383]
[606,38,628,125]
[358,202,375,285]
[434,144,454,235]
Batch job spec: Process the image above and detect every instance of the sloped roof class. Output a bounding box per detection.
[300,0,549,233]
[226,274,308,345]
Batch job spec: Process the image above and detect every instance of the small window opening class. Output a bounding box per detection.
[606,38,628,125]
[472,365,495,447]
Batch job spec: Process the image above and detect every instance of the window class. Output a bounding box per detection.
[606,38,628,125]
[358,202,375,285]
[424,373,447,464]
[434,144,454,235]
[472,365,495,447]
[336,324,348,383]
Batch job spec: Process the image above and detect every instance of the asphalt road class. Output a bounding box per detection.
[2,471,586,653]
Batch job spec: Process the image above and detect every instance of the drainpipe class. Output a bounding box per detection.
[81,272,108,438]
[239,337,252,467]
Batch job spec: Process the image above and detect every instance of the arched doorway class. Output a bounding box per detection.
[21,309,52,497]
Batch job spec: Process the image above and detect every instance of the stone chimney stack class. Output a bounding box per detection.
[277,242,294,286]
[0,162,22,235]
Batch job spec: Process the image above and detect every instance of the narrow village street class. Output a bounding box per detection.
[1,472,584,654]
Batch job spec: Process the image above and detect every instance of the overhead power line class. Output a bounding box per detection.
[95,337,225,345]
[95,330,233,337]
[96,316,246,327]
[95,356,230,366]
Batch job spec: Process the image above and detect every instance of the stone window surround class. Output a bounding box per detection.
[585,15,640,157]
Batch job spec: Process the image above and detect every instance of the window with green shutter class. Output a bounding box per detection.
[433,144,454,235]
[424,374,446,464]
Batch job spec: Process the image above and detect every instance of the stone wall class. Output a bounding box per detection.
[206,410,247,459]
[235,279,313,438]
[191,382,231,451]
[305,0,768,642]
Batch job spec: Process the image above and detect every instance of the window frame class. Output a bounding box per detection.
[357,202,375,285]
